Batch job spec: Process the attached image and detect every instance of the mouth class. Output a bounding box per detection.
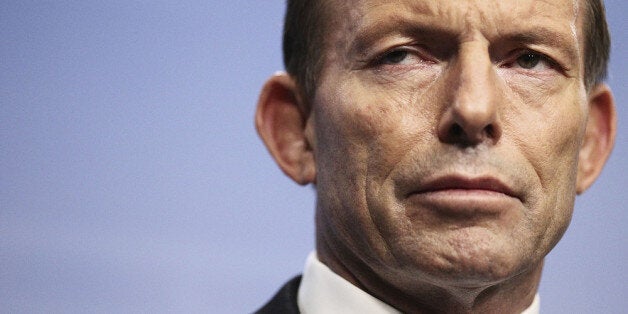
[406,175,522,216]
[413,176,518,197]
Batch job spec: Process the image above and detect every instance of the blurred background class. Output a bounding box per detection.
[1,1,626,313]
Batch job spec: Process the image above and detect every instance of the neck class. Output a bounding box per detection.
[316,236,542,314]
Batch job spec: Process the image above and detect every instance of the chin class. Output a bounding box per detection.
[426,254,530,289]
[393,228,536,287]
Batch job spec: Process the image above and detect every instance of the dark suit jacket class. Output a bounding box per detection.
[254,276,302,314]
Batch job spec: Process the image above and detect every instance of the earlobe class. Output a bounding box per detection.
[255,73,316,185]
[576,84,616,194]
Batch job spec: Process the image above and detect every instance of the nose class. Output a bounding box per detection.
[437,42,502,146]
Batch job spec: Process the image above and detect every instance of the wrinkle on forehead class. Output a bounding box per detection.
[570,0,582,66]
[351,1,574,38]
[570,0,588,98]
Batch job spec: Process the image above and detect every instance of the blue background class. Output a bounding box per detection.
[1,1,626,313]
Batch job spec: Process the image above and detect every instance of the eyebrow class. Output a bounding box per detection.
[496,27,580,68]
[350,17,457,57]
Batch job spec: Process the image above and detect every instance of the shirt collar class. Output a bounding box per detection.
[297,251,540,314]
[297,252,401,314]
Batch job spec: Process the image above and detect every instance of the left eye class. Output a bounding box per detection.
[379,50,410,65]
[516,53,542,69]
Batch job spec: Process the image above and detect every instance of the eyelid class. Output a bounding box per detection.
[370,44,438,66]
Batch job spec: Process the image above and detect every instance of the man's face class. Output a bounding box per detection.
[311,0,589,287]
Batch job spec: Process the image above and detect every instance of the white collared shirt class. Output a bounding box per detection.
[297,252,540,314]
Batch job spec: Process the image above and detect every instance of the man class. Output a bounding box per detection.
[254,0,615,312]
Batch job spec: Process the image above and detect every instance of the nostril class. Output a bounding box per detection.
[450,124,464,138]
[443,122,498,146]
[485,124,494,138]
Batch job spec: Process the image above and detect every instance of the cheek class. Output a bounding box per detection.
[506,88,586,233]
[503,77,586,185]
[311,77,435,247]
[524,105,583,184]
[310,80,380,214]
[314,78,430,172]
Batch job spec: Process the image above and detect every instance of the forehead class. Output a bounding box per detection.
[330,0,581,22]
[325,0,584,46]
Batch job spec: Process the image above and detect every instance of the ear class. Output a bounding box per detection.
[255,72,316,185]
[576,83,616,194]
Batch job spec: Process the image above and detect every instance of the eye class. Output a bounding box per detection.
[516,53,542,69]
[379,50,410,65]
[504,50,557,72]
[372,46,437,68]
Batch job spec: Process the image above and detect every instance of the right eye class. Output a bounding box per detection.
[372,46,437,69]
